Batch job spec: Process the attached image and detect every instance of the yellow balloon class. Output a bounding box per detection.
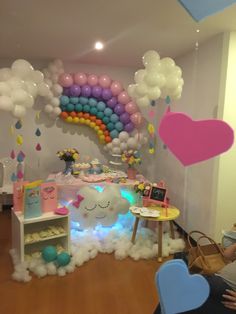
[90,122,96,128]
[73,117,79,123]
[85,119,90,125]
[100,135,105,141]
[80,118,85,124]
[98,130,103,135]
[94,126,99,131]
[66,116,73,123]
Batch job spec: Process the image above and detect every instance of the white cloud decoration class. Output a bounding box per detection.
[127,50,184,107]
[69,185,129,229]
[0,59,52,118]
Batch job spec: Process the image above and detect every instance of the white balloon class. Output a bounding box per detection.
[38,82,50,97]
[51,74,59,83]
[43,69,50,78]
[107,143,113,150]
[0,82,11,95]
[45,91,54,100]
[112,138,120,147]
[120,142,128,152]
[51,97,60,107]
[145,72,166,87]
[51,84,63,96]
[161,57,175,68]
[11,59,34,79]
[136,96,149,107]
[11,89,28,104]
[165,75,179,89]
[53,59,63,69]
[12,105,26,118]
[112,147,121,154]
[48,63,59,74]
[24,94,34,108]
[127,84,137,98]
[119,131,129,142]
[147,86,161,100]
[127,137,138,149]
[44,104,53,113]
[7,77,25,89]
[134,70,146,83]
[142,50,160,68]
[135,83,148,97]
[173,66,182,78]
[0,68,12,81]
[44,79,53,88]
[29,70,44,84]
[53,107,61,115]
[24,81,38,98]
[0,95,14,111]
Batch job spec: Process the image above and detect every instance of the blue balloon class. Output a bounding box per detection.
[67,103,75,112]
[107,122,115,131]
[83,104,90,112]
[97,111,104,119]
[75,103,83,112]
[104,108,113,117]
[79,97,88,105]
[97,101,106,111]
[70,97,79,104]
[102,116,110,124]
[110,130,119,139]
[90,107,98,115]
[42,246,57,263]
[110,114,119,123]
[56,252,71,267]
[60,95,69,106]
[115,121,124,131]
[88,98,97,107]
[60,104,66,111]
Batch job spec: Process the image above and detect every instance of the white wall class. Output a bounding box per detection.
[153,34,225,238]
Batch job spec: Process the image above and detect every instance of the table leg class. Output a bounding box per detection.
[131,217,140,244]
[158,221,163,262]
[169,221,175,239]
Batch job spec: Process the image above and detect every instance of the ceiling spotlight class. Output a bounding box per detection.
[94,41,104,50]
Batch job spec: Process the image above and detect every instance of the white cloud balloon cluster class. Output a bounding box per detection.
[0,59,52,118]
[128,50,184,107]
[42,59,64,119]
[104,130,148,155]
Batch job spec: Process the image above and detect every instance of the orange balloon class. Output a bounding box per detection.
[104,130,109,136]
[78,112,84,118]
[100,124,106,131]
[84,113,90,119]
[70,111,77,118]
[95,119,102,126]
[90,115,96,122]
[105,136,112,143]
[60,112,68,119]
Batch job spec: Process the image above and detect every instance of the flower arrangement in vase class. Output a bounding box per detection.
[121,150,141,180]
[56,148,80,174]
[133,181,152,205]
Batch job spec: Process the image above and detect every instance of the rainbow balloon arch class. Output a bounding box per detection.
[58,73,143,145]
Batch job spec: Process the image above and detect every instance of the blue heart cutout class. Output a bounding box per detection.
[156,259,210,314]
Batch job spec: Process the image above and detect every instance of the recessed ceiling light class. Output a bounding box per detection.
[94,41,104,50]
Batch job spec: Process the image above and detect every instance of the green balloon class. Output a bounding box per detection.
[83,104,90,112]
[42,246,57,263]
[75,103,83,112]
[70,97,79,104]
[107,122,115,131]
[67,103,75,112]
[79,97,88,105]
[102,116,110,124]
[88,98,97,107]
[90,107,98,115]
[97,111,104,119]
[56,252,71,267]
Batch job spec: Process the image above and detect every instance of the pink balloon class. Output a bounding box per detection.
[99,75,111,88]
[58,73,73,87]
[111,81,123,96]
[118,91,130,105]
[131,112,143,127]
[87,74,98,86]
[74,72,87,85]
[125,101,138,114]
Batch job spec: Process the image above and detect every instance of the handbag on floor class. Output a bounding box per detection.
[188,230,228,275]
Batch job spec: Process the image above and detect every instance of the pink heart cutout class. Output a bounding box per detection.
[158,109,234,166]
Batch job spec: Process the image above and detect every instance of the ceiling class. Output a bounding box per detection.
[1,0,236,68]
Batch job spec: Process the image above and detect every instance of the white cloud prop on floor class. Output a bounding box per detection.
[10,223,185,282]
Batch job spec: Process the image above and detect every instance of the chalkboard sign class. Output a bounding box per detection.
[150,186,166,203]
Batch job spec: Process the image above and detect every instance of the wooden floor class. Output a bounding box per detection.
[0,210,161,314]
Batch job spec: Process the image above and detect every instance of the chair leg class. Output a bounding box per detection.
[131,217,140,244]
[169,221,175,239]
[158,221,163,262]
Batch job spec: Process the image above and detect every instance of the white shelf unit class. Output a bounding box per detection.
[11,210,70,262]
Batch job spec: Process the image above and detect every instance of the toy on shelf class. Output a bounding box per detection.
[57,148,80,175]
[121,150,141,180]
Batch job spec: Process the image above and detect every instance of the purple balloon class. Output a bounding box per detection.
[92,85,102,98]
[81,85,92,97]
[114,103,125,115]
[70,84,81,97]
[102,88,112,101]
[120,112,130,124]
[124,122,134,133]
[63,87,70,96]
[107,97,117,109]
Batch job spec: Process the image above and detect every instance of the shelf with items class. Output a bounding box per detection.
[12,210,70,262]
